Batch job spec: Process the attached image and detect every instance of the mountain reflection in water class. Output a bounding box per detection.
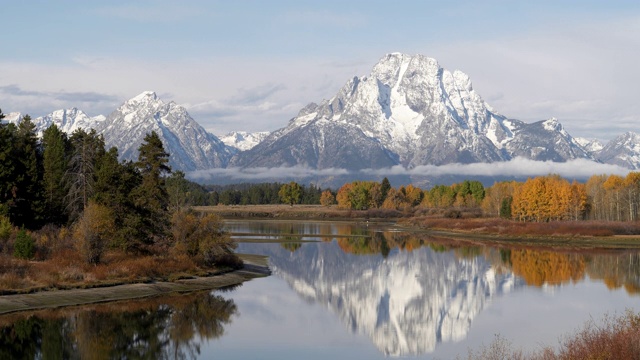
[0,290,237,359]
[234,221,640,356]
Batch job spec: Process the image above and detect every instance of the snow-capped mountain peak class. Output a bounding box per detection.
[574,137,604,154]
[128,90,158,104]
[94,91,232,171]
[597,131,640,169]
[219,131,270,151]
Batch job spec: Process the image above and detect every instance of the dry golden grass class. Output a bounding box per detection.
[461,311,640,360]
[0,246,221,293]
[410,217,640,238]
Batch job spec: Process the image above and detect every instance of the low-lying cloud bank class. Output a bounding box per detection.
[187,158,632,183]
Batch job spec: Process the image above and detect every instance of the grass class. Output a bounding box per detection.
[195,204,403,220]
[461,310,640,360]
[0,247,241,295]
[409,217,640,237]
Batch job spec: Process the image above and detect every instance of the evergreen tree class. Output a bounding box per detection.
[12,115,44,228]
[381,177,391,201]
[66,129,106,222]
[0,118,17,217]
[131,131,171,249]
[42,124,70,224]
[94,148,143,250]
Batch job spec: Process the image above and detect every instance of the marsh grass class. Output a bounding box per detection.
[461,311,640,360]
[412,217,640,238]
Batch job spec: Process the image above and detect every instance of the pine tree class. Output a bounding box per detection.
[12,115,44,228]
[66,129,106,222]
[0,115,17,216]
[130,131,171,249]
[42,124,70,224]
[93,148,143,250]
[380,177,391,201]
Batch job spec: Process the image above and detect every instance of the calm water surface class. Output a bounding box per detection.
[1,220,639,359]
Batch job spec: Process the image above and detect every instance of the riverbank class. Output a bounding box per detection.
[193,204,402,220]
[0,254,269,315]
[200,205,640,249]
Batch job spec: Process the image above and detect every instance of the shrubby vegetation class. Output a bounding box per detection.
[0,109,239,291]
[462,310,640,360]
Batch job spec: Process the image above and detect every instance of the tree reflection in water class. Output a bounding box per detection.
[0,289,238,359]
[332,227,640,294]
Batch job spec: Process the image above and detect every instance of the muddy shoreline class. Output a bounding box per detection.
[0,255,269,315]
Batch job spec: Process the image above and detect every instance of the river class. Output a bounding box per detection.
[0,219,638,359]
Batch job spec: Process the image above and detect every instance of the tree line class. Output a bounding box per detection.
[205,182,325,206]
[330,173,640,223]
[0,110,236,266]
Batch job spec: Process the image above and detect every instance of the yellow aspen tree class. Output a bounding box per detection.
[604,175,625,221]
[585,175,607,220]
[624,172,640,221]
[569,181,588,220]
[336,183,354,209]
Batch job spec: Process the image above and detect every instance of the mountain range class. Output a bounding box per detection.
[3,53,639,179]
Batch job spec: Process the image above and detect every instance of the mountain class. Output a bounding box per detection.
[233,53,593,171]
[219,131,270,151]
[596,132,640,170]
[575,137,605,155]
[93,91,233,171]
[4,93,233,172]
[35,108,105,137]
[3,112,23,124]
[503,118,593,161]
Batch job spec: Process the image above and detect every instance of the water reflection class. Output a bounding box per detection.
[234,221,640,356]
[0,290,237,359]
[240,238,519,355]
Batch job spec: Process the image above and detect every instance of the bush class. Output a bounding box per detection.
[13,229,35,260]
[171,210,241,268]
[73,202,115,264]
[0,215,12,242]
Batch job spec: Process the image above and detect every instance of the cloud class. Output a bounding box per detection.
[187,159,632,184]
[0,84,119,116]
[229,83,287,106]
[362,158,630,179]
[429,15,640,141]
[188,166,350,182]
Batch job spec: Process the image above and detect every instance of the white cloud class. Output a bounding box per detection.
[187,159,631,184]
[188,166,350,182]
[429,15,640,140]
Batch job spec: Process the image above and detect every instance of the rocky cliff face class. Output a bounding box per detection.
[596,132,640,169]
[233,53,592,171]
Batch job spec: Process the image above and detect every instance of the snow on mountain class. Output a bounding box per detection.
[33,108,105,137]
[219,131,269,151]
[94,91,233,171]
[2,112,23,124]
[597,132,640,169]
[575,137,605,154]
[504,118,594,161]
[234,53,590,170]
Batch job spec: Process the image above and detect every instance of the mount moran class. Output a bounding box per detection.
[5,53,640,176]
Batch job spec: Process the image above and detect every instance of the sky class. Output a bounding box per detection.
[2,0,640,142]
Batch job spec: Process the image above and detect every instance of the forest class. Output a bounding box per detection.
[0,110,238,284]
